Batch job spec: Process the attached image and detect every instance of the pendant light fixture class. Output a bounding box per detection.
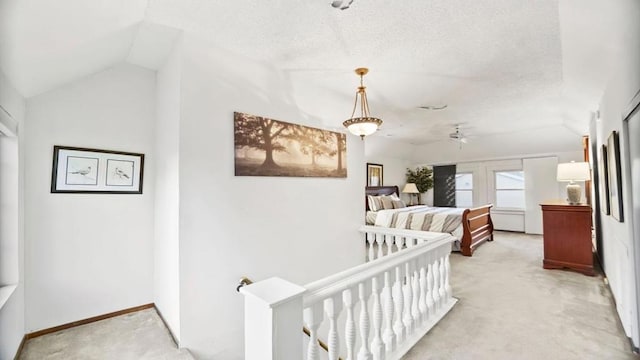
[342,68,383,139]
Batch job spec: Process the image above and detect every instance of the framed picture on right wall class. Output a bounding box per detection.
[599,144,610,215]
[607,131,624,222]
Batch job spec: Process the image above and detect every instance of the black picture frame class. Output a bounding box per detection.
[366,163,383,186]
[607,131,624,221]
[51,146,145,194]
[599,144,610,215]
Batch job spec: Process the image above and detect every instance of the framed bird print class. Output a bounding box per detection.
[51,146,144,194]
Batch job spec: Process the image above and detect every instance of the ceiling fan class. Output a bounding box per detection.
[449,125,471,147]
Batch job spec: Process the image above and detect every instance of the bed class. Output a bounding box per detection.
[365,186,494,256]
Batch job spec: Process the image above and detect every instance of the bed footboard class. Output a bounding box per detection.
[460,204,494,256]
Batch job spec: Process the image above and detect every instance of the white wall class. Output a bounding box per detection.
[594,0,640,344]
[412,126,584,165]
[365,137,444,204]
[457,159,525,231]
[365,137,414,202]
[417,152,582,232]
[523,157,559,234]
[154,38,182,341]
[627,101,640,348]
[0,70,26,360]
[24,64,156,331]
[407,126,585,217]
[366,157,410,191]
[177,35,365,359]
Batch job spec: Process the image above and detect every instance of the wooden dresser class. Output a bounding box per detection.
[540,201,594,276]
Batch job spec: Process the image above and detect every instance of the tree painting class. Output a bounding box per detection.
[290,126,332,167]
[334,132,346,172]
[234,112,347,177]
[234,112,291,169]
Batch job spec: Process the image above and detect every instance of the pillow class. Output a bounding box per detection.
[380,196,394,210]
[392,199,406,209]
[367,195,383,211]
[389,192,400,201]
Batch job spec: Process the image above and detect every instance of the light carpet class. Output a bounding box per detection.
[17,232,639,359]
[403,231,639,360]
[19,308,193,360]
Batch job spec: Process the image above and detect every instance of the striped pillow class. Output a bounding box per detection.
[392,200,406,209]
[367,195,383,211]
[380,196,394,210]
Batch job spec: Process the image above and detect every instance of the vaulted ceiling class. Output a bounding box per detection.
[0,0,620,146]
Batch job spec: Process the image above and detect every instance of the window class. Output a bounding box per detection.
[495,171,525,209]
[455,173,473,208]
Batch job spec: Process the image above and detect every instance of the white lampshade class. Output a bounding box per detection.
[345,120,380,138]
[557,161,590,205]
[557,162,590,182]
[402,183,420,194]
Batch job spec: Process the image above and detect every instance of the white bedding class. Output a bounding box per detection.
[367,205,465,251]
[373,206,431,227]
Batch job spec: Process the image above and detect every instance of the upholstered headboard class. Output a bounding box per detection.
[365,186,400,211]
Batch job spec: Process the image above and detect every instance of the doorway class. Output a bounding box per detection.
[624,90,640,350]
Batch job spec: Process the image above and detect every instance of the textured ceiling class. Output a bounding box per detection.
[0,0,620,146]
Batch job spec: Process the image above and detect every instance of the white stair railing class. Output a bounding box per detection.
[361,225,454,261]
[240,231,457,360]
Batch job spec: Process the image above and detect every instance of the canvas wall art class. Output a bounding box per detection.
[234,112,347,177]
[51,146,144,194]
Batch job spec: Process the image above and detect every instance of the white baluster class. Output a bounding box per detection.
[357,282,373,360]
[392,266,405,343]
[325,296,343,360]
[394,236,403,253]
[344,288,357,360]
[406,237,414,248]
[418,260,428,323]
[411,261,421,327]
[304,303,324,360]
[439,255,446,307]
[376,233,384,260]
[384,235,393,256]
[432,258,441,311]
[371,276,385,360]
[426,262,435,318]
[382,271,396,353]
[445,254,452,301]
[397,236,411,251]
[403,262,414,336]
[368,232,375,262]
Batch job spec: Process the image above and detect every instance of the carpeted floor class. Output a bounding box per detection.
[19,308,193,360]
[403,231,639,360]
[17,231,639,359]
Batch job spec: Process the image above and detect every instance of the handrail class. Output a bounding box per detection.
[237,276,342,360]
[359,224,451,238]
[304,233,453,307]
[236,276,253,292]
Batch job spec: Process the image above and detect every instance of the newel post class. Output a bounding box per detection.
[240,277,307,360]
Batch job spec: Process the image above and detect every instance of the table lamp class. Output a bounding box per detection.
[402,183,420,205]
[557,161,590,205]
